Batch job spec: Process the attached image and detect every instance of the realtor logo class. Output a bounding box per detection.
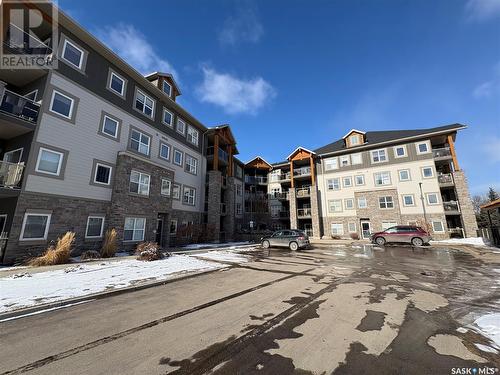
[0,0,58,69]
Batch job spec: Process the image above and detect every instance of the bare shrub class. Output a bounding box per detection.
[80,250,100,260]
[416,218,433,234]
[331,235,341,240]
[350,232,360,240]
[28,231,75,266]
[100,228,118,258]
[135,242,163,261]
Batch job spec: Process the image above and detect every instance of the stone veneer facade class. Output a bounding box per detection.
[453,170,478,237]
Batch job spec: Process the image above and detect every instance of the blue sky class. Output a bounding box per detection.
[60,0,500,195]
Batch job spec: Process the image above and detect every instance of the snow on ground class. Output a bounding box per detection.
[431,237,491,247]
[0,265,27,273]
[190,251,252,263]
[181,241,252,250]
[0,252,248,313]
[473,313,500,348]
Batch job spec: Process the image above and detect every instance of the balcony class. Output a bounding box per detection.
[278,172,291,182]
[443,200,460,214]
[270,192,289,200]
[0,89,40,124]
[296,187,311,198]
[207,147,229,164]
[245,176,268,185]
[245,192,267,201]
[438,173,454,186]
[0,161,24,189]
[297,208,312,218]
[433,148,452,160]
[293,167,311,177]
[279,211,290,219]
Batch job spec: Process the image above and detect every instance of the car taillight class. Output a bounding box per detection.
[298,236,305,240]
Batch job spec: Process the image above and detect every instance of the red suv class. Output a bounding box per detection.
[370,226,431,246]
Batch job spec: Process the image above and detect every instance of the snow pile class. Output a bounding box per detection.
[182,241,252,250]
[0,255,226,313]
[473,313,500,348]
[431,237,491,247]
[191,251,252,263]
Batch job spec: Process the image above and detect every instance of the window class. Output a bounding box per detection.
[358,197,367,208]
[340,155,350,167]
[172,184,181,199]
[236,203,242,215]
[36,148,63,176]
[374,171,391,186]
[402,194,415,206]
[416,141,431,154]
[432,221,445,233]
[109,72,125,96]
[161,178,171,196]
[235,165,243,179]
[135,90,155,117]
[130,129,151,156]
[422,166,434,178]
[183,186,196,205]
[328,199,343,213]
[394,145,407,158]
[185,154,198,174]
[426,193,439,205]
[345,198,354,210]
[101,115,119,138]
[331,223,344,235]
[124,217,145,241]
[50,90,74,119]
[187,126,199,146]
[355,175,365,186]
[379,196,394,209]
[236,184,242,196]
[129,171,150,196]
[94,163,112,185]
[324,157,338,171]
[351,153,362,165]
[162,108,173,127]
[62,39,83,69]
[85,216,104,238]
[343,176,353,188]
[159,143,170,161]
[348,222,357,233]
[371,149,387,163]
[177,118,186,135]
[169,219,178,235]
[327,178,340,190]
[349,135,361,146]
[173,149,183,166]
[399,169,411,182]
[20,213,51,240]
[162,80,172,96]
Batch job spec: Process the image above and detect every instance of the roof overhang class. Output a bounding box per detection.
[145,72,182,96]
[481,199,500,210]
[245,156,273,170]
[287,146,316,161]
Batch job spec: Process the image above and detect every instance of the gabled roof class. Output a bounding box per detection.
[207,124,239,154]
[245,156,273,169]
[145,72,182,95]
[342,129,366,139]
[287,146,316,161]
[481,198,500,210]
[314,124,466,156]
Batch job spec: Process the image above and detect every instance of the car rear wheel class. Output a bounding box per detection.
[375,237,386,246]
[289,241,299,251]
[411,237,424,247]
[262,240,270,249]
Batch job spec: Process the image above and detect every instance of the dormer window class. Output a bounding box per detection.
[162,80,172,97]
[349,135,360,146]
[342,129,366,148]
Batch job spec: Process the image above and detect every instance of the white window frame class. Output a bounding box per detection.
[327,178,340,191]
[176,118,186,135]
[351,153,362,165]
[61,39,84,69]
[173,149,183,166]
[342,176,353,188]
[398,169,411,182]
[421,166,435,179]
[348,222,357,233]
[109,72,125,96]
[101,115,119,138]
[172,184,181,200]
[130,129,151,156]
[355,174,365,186]
[182,186,196,206]
[328,199,343,213]
[402,194,415,207]
[349,134,361,146]
[93,163,112,186]
[85,216,105,238]
[49,90,74,119]
[324,157,338,171]
[162,80,172,97]
[135,89,155,118]
[371,148,388,164]
[340,155,350,167]
[35,147,63,176]
[187,126,199,146]
[161,178,172,197]
[374,171,391,186]
[159,143,170,161]
[394,145,407,158]
[124,217,146,242]
[379,196,394,209]
[331,223,344,235]
[416,140,431,155]
[432,221,445,233]
[129,170,150,196]
[426,193,440,206]
[170,219,178,235]
[20,213,51,241]
[162,108,174,127]
[185,154,198,175]
[358,197,367,209]
[344,198,354,210]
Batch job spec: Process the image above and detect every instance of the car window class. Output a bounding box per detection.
[385,227,397,233]
[273,231,282,237]
[282,230,292,236]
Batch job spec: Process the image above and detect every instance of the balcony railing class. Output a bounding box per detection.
[443,201,460,212]
[433,148,452,159]
[279,211,290,218]
[270,192,289,200]
[0,89,40,123]
[438,173,454,184]
[245,192,267,201]
[0,161,24,189]
[245,176,268,184]
[294,167,311,177]
[297,208,312,218]
[296,187,311,197]
[278,172,291,181]
[206,147,229,163]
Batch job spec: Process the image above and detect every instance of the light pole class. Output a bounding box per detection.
[419,182,428,224]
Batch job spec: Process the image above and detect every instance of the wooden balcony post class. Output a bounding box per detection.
[290,161,294,188]
[309,156,315,185]
[213,134,219,171]
[447,135,460,171]
[227,144,233,176]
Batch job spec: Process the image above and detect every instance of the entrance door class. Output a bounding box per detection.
[156,218,163,247]
[361,221,371,239]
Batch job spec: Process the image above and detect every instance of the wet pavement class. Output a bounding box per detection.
[1,243,499,374]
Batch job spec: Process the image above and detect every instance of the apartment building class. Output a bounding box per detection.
[248,124,478,240]
[0,3,242,263]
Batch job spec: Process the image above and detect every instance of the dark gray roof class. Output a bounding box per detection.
[313,123,466,155]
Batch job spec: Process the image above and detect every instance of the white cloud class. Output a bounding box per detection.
[94,23,177,78]
[218,2,264,46]
[473,61,500,98]
[465,0,500,21]
[196,66,275,115]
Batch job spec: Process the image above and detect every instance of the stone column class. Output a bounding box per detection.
[309,186,321,239]
[289,188,297,229]
[224,176,236,241]
[453,170,478,237]
[207,170,222,241]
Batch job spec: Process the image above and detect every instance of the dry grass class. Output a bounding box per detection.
[80,250,101,260]
[28,231,75,266]
[135,242,163,261]
[100,228,118,258]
